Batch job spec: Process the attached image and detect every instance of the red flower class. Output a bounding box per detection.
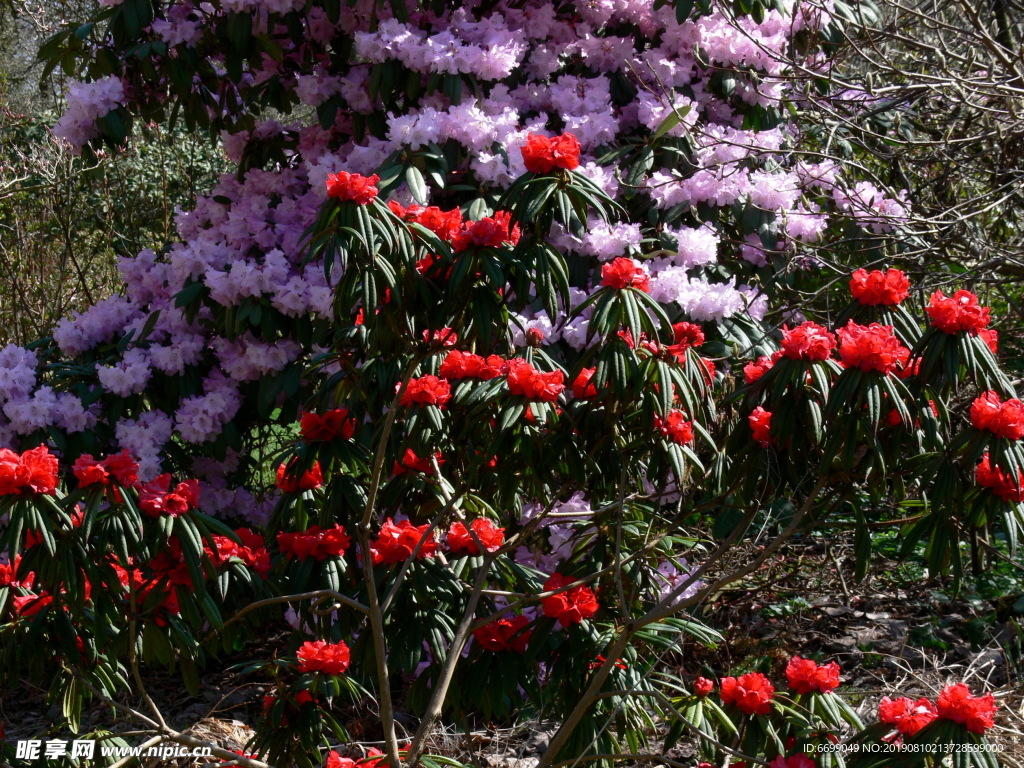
[301,409,356,442]
[780,322,836,361]
[326,172,379,204]
[389,202,464,241]
[878,696,938,736]
[452,211,521,252]
[979,328,999,354]
[970,391,1024,440]
[278,524,352,561]
[392,448,444,476]
[423,328,459,347]
[836,321,910,374]
[666,322,705,360]
[207,528,271,576]
[447,518,505,555]
[936,684,998,734]
[926,290,991,334]
[275,460,323,492]
[473,615,532,653]
[694,677,715,696]
[749,407,772,447]
[520,133,581,173]
[654,410,694,445]
[12,592,53,617]
[296,639,351,676]
[601,257,650,292]
[975,455,1024,502]
[744,352,783,384]
[849,268,909,305]
[327,752,357,768]
[400,375,452,407]
[785,656,841,694]
[0,446,59,496]
[370,518,438,564]
[541,573,599,627]
[506,359,565,401]
[720,672,775,715]
[0,557,34,589]
[438,350,506,380]
[572,367,599,399]
[139,474,201,517]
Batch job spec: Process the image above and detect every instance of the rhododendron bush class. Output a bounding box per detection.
[0,0,1016,764]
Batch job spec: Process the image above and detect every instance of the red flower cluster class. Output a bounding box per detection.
[667,322,705,361]
[878,696,938,736]
[749,407,772,447]
[836,321,910,374]
[980,328,999,354]
[780,322,836,361]
[601,257,650,292]
[473,615,532,653]
[370,518,438,564]
[785,656,841,694]
[849,268,910,305]
[926,290,991,334]
[654,410,695,445]
[73,449,139,490]
[452,211,521,252]
[694,677,715,696]
[969,391,1024,440]
[392,448,444,476]
[422,327,459,348]
[720,672,775,715]
[326,172,379,204]
[301,409,356,442]
[0,446,58,496]
[936,683,998,734]
[506,359,565,401]
[975,455,1024,502]
[447,518,505,555]
[278,524,352,561]
[438,350,506,380]
[388,202,464,241]
[572,367,598,399]
[208,529,271,576]
[138,474,200,517]
[276,459,324,492]
[326,752,356,768]
[296,639,351,676]
[541,574,599,626]
[744,351,783,384]
[400,375,452,407]
[520,132,582,173]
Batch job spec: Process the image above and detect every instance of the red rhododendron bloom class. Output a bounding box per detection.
[969,391,1024,440]
[520,132,581,173]
[207,528,271,576]
[780,322,836,361]
[926,290,991,334]
[572,367,598,399]
[975,455,1024,502]
[438,350,506,380]
[849,268,910,305]
[749,406,772,447]
[720,672,775,715]
[506,359,565,401]
[673,321,705,349]
[744,351,783,384]
[473,615,532,653]
[0,446,59,496]
[452,211,521,252]
[139,474,201,517]
[327,752,357,768]
[979,328,998,354]
[422,327,459,347]
[0,557,34,589]
[325,172,379,204]
[654,410,694,445]
[370,518,438,564]
[301,409,356,442]
[836,321,910,374]
[388,202,463,241]
[542,574,599,626]
[13,592,53,618]
[694,677,715,696]
[400,375,452,407]
[275,459,323,492]
[278,524,352,561]
[392,448,444,476]
[447,518,505,555]
[296,639,351,676]
[936,684,998,734]
[786,655,841,694]
[878,696,938,736]
[601,257,650,292]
